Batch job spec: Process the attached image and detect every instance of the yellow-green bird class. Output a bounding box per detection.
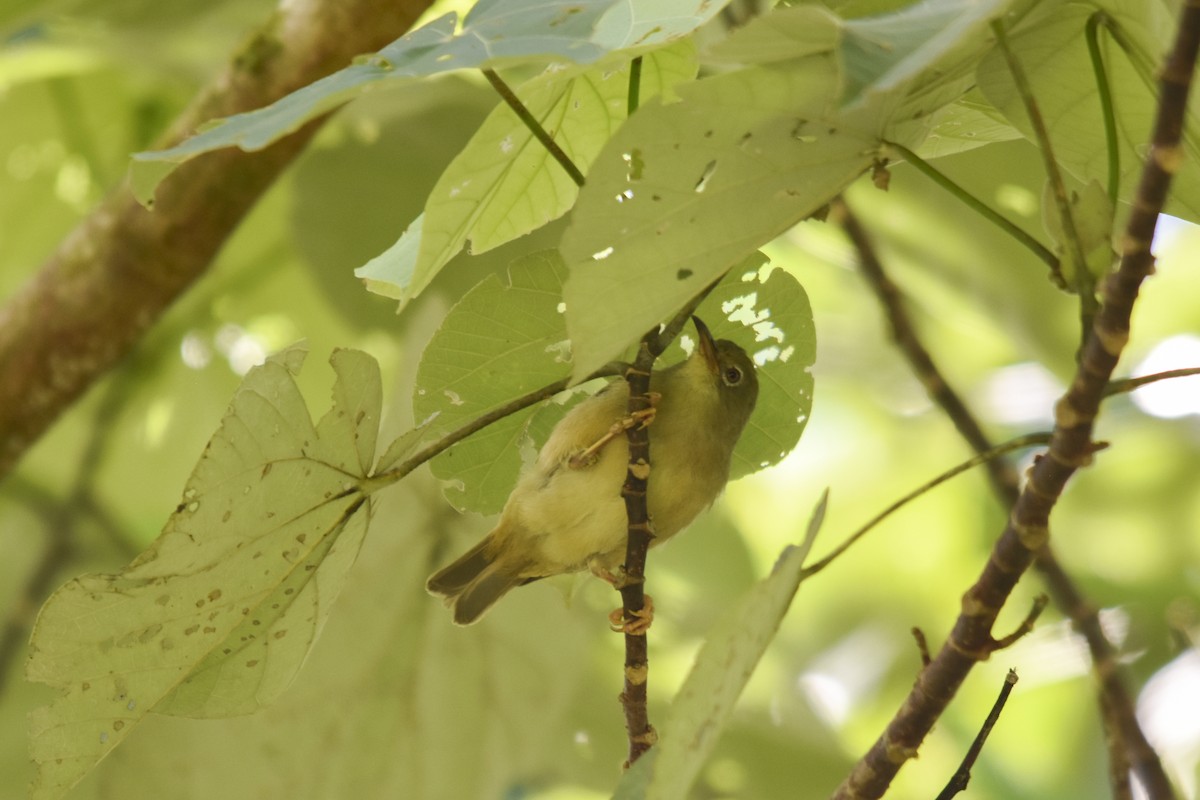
[427,317,759,625]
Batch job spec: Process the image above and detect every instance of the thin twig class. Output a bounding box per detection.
[991,594,1049,652]
[833,4,1200,794]
[1105,367,1200,396]
[802,432,1051,579]
[993,19,1100,338]
[482,68,586,187]
[838,196,1176,797]
[883,140,1062,281]
[935,669,1020,800]
[912,628,932,668]
[381,363,625,484]
[1086,12,1122,207]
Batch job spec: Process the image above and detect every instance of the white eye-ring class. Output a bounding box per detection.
[722,365,744,386]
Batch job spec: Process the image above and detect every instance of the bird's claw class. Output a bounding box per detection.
[609,595,655,635]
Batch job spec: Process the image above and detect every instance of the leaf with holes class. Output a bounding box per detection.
[559,56,869,379]
[357,41,698,307]
[26,346,381,799]
[413,250,579,514]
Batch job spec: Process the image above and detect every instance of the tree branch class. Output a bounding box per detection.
[832,3,1200,795]
[0,0,434,482]
[836,195,1177,799]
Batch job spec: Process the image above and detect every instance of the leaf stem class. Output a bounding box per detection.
[992,19,1099,340]
[883,140,1061,280]
[1086,12,1121,208]
[482,68,586,187]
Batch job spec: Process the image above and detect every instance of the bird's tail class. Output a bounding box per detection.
[426,537,523,625]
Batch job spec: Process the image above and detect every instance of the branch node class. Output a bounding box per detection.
[991,594,1050,652]
[911,627,932,668]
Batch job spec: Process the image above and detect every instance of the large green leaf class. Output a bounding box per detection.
[356,41,698,307]
[561,0,1021,379]
[614,492,827,800]
[559,56,867,380]
[977,0,1200,220]
[413,250,576,514]
[26,347,381,799]
[129,0,731,204]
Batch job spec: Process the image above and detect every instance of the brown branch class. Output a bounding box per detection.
[617,280,721,767]
[832,3,1200,796]
[0,0,434,483]
[482,68,587,187]
[837,195,1176,798]
[935,669,1020,800]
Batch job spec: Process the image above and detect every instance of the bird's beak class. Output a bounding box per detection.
[692,316,719,376]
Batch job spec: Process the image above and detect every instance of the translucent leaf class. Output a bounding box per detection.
[26,346,382,799]
[616,491,828,800]
[840,0,1016,104]
[704,5,843,64]
[357,41,698,306]
[1041,177,1116,288]
[977,0,1200,221]
[413,250,574,514]
[559,56,870,379]
[130,0,731,205]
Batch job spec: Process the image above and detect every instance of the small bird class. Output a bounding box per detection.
[426,316,759,625]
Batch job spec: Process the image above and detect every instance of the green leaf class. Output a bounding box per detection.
[26,346,381,799]
[1041,177,1116,289]
[357,41,698,306]
[617,491,828,800]
[130,0,731,205]
[840,0,1016,104]
[977,0,1200,221]
[413,250,575,514]
[691,257,816,480]
[704,5,843,64]
[560,56,869,379]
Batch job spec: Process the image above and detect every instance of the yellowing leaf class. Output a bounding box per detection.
[26,346,382,799]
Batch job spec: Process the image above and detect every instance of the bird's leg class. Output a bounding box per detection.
[608,595,655,635]
[568,392,661,470]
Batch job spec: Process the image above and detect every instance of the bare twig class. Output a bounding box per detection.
[991,594,1049,652]
[935,669,1020,800]
[1105,367,1200,396]
[833,4,1200,795]
[802,433,1050,579]
[0,0,433,483]
[837,197,1176,797]
[482,68,587,187]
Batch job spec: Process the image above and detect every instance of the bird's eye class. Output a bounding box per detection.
[723,365,743,386]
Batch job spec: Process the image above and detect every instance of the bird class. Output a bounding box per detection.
[426,316,759,626]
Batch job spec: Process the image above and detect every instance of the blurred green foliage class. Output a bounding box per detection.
[2,1,1199,799]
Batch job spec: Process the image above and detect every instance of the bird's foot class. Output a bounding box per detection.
[609,595,655,635]
[567,401,660,470]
